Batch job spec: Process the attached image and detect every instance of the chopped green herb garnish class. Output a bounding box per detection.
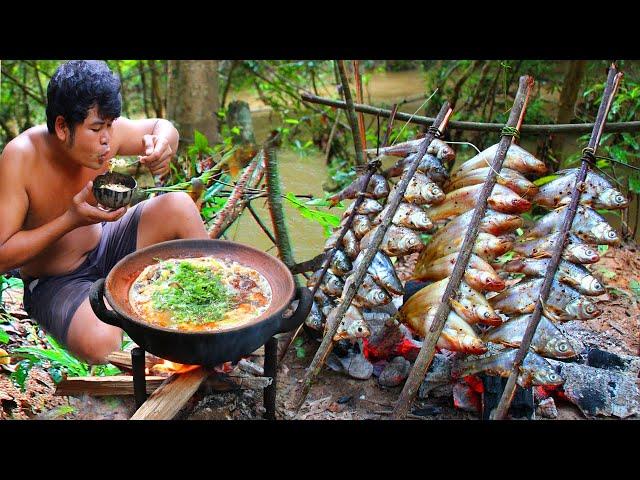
[151,261,236,324]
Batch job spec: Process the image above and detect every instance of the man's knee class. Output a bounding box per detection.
[66,314,123,365]
[151,192,196,215]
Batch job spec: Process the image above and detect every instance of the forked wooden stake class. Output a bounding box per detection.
[491,65,623,420]
[391,76,535,420]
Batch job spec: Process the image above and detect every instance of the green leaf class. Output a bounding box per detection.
[47,405,76,418]
[630,279,640,299]
[0,329,9,344]
[597,268,616,279]
[516,228,524,236]
[629,176,640,194]
[495,251,515,264]
[598,245,609,255]
[534,174,560,186]
[284,118,299,125]
[48,367,64,384]
[194,130,209,151]
[11,360,33,391]
[284,192,341,234]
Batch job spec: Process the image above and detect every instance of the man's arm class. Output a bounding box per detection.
[0,142,125,273]
[113,118,179,176]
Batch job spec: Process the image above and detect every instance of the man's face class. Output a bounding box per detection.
[61,106,116,169]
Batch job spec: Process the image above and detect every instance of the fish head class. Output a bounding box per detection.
[372,180,390,198]
[492,236,513,257]
[475,304,502,326]
[424,183,445,204]
[567,244,600,263]
[580,276,605,295]
[566,298,601,320]
[532,367,564,386]
[399,233,424,254]
[411,211,434,230]
[591,223,619,245]
[545,336,578,359]
[510,195,532,212]
[428,139,456,162]
[477,271,506,292]
[599,188,628,209]
[334,318,370,341]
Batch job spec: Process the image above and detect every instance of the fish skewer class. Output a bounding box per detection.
[512,232,600,264]
[526,205,619,245]
[450,143,547,178]
[367,138,456,163]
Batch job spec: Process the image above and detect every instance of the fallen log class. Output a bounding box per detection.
[54,376,167,396]
[301,92,640,134]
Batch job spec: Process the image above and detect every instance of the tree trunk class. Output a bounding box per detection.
[167,60,220,153]
[115,61,130,117]
[138,61,151,118]
[148,60,165,118]
[551,60,587,161]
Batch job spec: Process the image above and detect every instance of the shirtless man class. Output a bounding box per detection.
[0,60,209,364]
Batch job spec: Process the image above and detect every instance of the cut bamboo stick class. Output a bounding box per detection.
[54,376,167,396]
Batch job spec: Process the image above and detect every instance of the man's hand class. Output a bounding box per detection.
[139,134,173,177]
[65,181,127,228]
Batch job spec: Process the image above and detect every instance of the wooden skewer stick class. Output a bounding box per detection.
[300,92,640,134]
[290,102,452,412]
[491,65,623,420]
[391,76,535,420]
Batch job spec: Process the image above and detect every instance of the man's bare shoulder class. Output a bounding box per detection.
[0,126,44,173]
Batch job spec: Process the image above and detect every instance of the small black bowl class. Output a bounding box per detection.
[93,172,137,210]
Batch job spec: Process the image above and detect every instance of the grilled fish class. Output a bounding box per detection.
[527,205,619,245]
[329,249,353,277]
[345,214,373,240]
[333,304,371,341]
[489,277,601,321]
[306,300,325,331]
[352,251,404,295]
[402,172,446,205]
[383,152,449,184]
[452,349,564,388]
[482,314,578,359]
[320,271,345,297]
[450,143,547,178]
[327,173,390,206]
[360,225,424,257]
[342,229,360,259]
[412,252,505,292]
[426,184,531,221]
[398,306,487,354]
[533,169,628,210]
[401,278,501,326]
[502,258,605,296]
[432,209,523,240]
[341,198,384,218]
[419,231,512,262]
[372,202,434,231]
[368,138,456,163]
[445,166,539,198]
[512,232,600,264]
[354,274,392,308]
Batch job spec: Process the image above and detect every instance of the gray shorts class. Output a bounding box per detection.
[23,202,146,344]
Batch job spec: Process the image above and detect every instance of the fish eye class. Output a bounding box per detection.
[484,312,491,318]
[549,373,559,381]
[615,195,625,204]
[557,342,568,352]
[607,231,617,239]
[586,304,596,314]
[357,327,363,333]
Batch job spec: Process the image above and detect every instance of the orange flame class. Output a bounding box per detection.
[150,359,200,375]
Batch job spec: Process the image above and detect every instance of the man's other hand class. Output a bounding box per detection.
[139,134,173,177]
[65,181,127,228]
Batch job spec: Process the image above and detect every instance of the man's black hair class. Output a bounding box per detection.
[46,60,122,141]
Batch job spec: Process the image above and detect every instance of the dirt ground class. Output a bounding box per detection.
[1,244,638,421]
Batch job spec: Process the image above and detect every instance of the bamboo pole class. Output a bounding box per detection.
[208,152,265,239]
[300,92,640,134]
[264,145,300,288]
[491,66,623,420]
[353,60,367,153]
[391,76,535,420]
[336,60,366,166]
[290,102,453,412]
